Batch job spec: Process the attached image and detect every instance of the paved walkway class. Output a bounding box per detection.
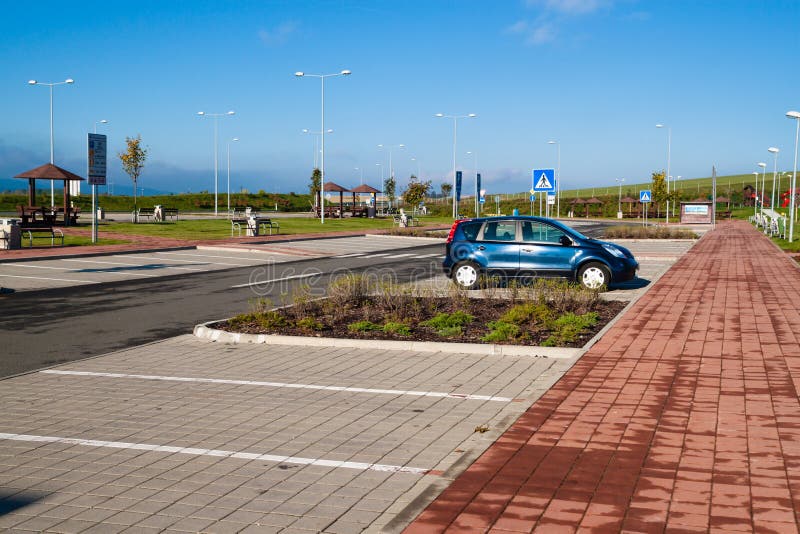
[405,220,800,533]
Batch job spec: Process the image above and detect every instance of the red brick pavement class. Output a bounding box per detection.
[405,220,800,533]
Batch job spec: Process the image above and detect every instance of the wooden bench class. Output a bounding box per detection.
[136,207,155,222]
[19,226,64,247]
[162,208,179,221]
[231,217,280,237]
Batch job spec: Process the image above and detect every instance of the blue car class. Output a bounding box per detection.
[443,216,638,290]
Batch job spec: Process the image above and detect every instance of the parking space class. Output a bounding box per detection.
[0,335,569,533]
[0,236,445,292]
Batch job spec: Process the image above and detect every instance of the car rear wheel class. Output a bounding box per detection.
[578,262,610,290]
[452,261,481,290]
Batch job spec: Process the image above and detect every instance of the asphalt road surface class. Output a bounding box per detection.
[0,243,444,379]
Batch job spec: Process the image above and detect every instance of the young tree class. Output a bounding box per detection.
[403,174,432,210]
[441,182,452,202]
[309,168,321,208]
[651,170,667,217]
[118,135,148,221]
[384,175,396,208]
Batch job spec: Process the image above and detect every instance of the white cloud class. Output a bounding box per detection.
[527,23,557,44]
[258,21,298,46]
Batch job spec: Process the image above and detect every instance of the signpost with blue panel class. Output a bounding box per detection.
[640,190,652,226]
[533,169,556,217]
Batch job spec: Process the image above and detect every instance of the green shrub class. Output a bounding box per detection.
[543,312,599,346]
[421,311,474,330]
[348,320,382,332]
[481,320,521,342]
[257,311,290,329]
[296,317,324,332]
[499,302,553,325]
[383,321,412,336]
[434,326,465,337]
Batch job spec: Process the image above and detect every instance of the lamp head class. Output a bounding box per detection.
[656,124,664,128]
[295,72,304,77]
[548,140,557,144]
[197,111,205,116]
[758,162,767,168]
[65,79,74,84]
[377,144,384,149]
[768,147,779,153]
[326,129,333,133]
[435,113,444,118]
[341,70,351,76]
[786,111,800,119]
[28,79,37,85]
[302,129,309,133]
[467,113,477,118]
[398,144,405,149]
[232,137,239,142]
[227,111,235,115]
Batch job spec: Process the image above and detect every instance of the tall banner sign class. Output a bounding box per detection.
[455,171,462,202]
[476,173,481,196]
[88,134,108,186]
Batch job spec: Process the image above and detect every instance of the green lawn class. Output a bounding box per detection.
[98,216,453,241]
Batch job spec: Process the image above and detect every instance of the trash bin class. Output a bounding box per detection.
[97,207,105,220]
[367,206,376,218]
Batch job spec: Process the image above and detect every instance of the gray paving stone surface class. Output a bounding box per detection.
[0,336,573,532]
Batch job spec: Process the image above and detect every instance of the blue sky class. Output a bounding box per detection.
[2,0,799,196]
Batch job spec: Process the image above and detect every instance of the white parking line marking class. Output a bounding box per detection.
[415,253,443,258]
[0,432,429,475]
[383,253,415,259]
[334,253,366,258]
[7,263,159,278]
[63,258,206,272]
[366,253,391,257]
[0,274,98,284]
[41,370,512,402]
[230,272,321,288]
[155,252,261,265]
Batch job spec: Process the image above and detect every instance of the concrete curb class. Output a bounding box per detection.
[193,322,581,359]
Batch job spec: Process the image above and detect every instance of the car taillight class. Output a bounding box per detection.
[446,219,469,244]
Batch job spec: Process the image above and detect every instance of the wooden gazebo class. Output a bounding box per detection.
[349,184,381,217]
[322,181,348,218]
[569,198,586,217]
[13,163,85,226]
[585,197,603,217]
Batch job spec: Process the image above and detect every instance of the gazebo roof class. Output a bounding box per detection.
[14,163,85,181]
[570,198,586,204]
[322,181,348,192]
[620,196,638,203]
[349,184,381,194]
[715,196,730,203]
[586,197,603,204]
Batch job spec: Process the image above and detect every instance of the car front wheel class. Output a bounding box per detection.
[452,261,481,290]
[578,262,610,290]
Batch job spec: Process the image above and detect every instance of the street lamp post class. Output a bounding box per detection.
[226,137,239,214]
[768,147,780,214]
[615,178,625,218]
[656,124,671,224]
[197,110,235,216]
[548,140,561,218]
[28,78,75,208]
[378,144,404,209]
[436,113,476,218]
[752,172,760,219]
[295,70,352,224]
[466,151,478,216]
[787,111,800,242]
[758,162,767,221]
[354,167,363,185]
[302,128,333,169]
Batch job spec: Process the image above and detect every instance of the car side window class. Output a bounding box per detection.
[460,222,482,241]
[521,221,566,244]
[481,221,517,242]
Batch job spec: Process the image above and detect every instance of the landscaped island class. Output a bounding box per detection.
[215,275,627,348]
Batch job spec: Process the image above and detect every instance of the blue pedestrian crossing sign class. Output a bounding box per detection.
[640,190,652,203]
[532,169,556,192]
[530,194,535,202]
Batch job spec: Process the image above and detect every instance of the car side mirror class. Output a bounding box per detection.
[559,235,573,246]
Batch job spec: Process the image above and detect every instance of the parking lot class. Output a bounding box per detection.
[0,236,443,292]
[0,336,570,533]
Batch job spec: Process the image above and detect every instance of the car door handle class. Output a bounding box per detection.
[522,248,534,252]
[477,245,486,250]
